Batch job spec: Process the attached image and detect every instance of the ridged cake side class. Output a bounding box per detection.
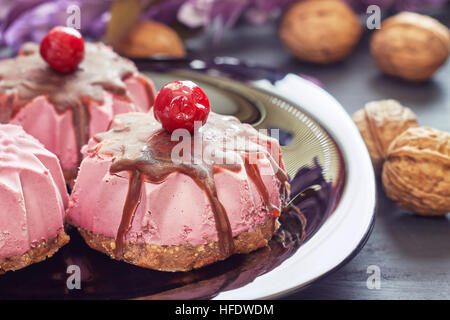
[0,125,69,272]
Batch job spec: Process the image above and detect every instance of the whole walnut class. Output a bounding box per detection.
[382,127,450,216]
[280,0,362,64]
[352,100,418,174]
[114,21,186,58]
[371,12,450,82]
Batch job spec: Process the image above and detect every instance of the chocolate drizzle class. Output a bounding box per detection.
[0,42,141,170]
[90,112,288,260]
[244,155,283,218]
[115,171,144,256]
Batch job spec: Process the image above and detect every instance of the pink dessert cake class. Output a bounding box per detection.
[0,41,156,184]
[0,125,69,273]
[67,110,289,272]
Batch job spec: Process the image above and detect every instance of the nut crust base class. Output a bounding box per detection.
[0,230,70,274]
[78,218,277,272]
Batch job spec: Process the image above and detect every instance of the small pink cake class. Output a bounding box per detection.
[67,111,289,272]
[0,125,69,273]
[0,42,156,184]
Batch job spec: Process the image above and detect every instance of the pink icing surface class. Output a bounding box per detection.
[0,125,67,258]
[67,117,283,247]
[9,76,155,173]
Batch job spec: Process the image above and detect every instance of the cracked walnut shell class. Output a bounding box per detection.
[280,0,362,64]
[382,127,450,216]
[371,12,450,82]
[352,100,418,174]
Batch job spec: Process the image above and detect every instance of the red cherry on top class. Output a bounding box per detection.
[40,26,85,73]
[154,80,211,133]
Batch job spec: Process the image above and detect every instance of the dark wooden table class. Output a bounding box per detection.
[185,9,450,299]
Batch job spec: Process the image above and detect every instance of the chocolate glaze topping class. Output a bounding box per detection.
[0,42,141,167]
[90,111,289,259]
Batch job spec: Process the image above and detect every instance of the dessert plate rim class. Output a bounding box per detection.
[209,73,377,300]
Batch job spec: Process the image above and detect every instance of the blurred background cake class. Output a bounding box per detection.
[0,29,156,184]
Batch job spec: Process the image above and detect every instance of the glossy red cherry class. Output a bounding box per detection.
[154,80,211,133]
[40,26,85,73]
